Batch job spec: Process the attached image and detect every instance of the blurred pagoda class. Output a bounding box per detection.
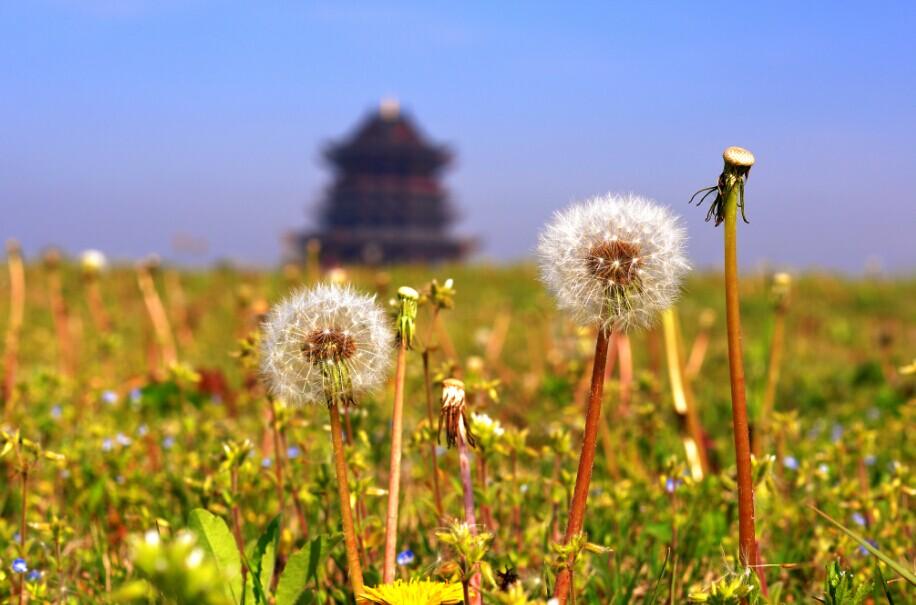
[295,99,472,265]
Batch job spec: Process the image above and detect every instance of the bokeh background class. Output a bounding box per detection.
[2,1,914,270]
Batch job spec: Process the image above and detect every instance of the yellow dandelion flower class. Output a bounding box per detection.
[360,578,466,605]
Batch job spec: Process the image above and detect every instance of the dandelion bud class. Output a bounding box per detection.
[439,378,476,448]
[80,249,108,277]
[771,272,792,312]
[395,286,420,349]
[261,284,392,408]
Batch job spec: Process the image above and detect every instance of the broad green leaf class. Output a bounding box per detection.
[244,516,280,605]
[189,508,243,604]
[276,534,342,605]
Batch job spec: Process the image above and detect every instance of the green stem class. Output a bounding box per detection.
[382,338,408,583]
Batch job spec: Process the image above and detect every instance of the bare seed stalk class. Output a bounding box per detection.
[719,148,760,579]
[553,327,612,604]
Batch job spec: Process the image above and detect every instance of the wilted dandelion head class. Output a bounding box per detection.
[439,378,476,449]
[261,284,392,408]
[537,193,689,332]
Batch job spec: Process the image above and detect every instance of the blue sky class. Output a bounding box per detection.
[2,1,914,270]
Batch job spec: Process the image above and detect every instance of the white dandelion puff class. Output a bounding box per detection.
[537,193,689,332]
[261,284,393,407]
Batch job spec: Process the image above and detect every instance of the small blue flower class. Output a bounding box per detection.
[102,438,114,452]
[396,549,415,566]
[831,424,844,442]
[130,388,143,405]
[162,436,175,450]
[851,512,867,527]
[665,477,680,494]
[50,404,62,419]
[137,424,149,437]
[13,531,21,542]
[101,390,119,405]
[11,558,28,574]
[782,455,799,470]
[261,457,272,469]
[286,446,301,460]
[27,569,42,582]
[116,432,132,447]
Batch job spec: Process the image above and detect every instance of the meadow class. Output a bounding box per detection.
[1,255,914,604]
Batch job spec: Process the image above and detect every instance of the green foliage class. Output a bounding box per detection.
[275,534,343,605]
[815,561,871,605]
[188,509,244,604]
[1,264,914,603]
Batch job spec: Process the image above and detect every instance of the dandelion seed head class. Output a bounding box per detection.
[261,284,392,408]
[538,193,688,332]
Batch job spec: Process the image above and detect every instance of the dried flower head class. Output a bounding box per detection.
[690,145,755,226]
[261,284,392,408]
[438,378,476,449]
[537,193,689,332]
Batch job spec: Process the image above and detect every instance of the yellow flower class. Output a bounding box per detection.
[360,578,466,605]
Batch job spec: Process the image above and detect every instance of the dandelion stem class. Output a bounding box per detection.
[3,241,25,419]
[229,466,249,592]
[422,347,445,518]
[19,467,28,605]
[755,299,787,457]
[457,436,482,605]
[661,308,710,478]
[553,327,612,605]
[722,162,760,579]
[268,398,287,528]
[137,263,177,369]
[328,404,364,597]
[382,337,408,583]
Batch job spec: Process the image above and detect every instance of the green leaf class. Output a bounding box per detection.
[812,506,916,586]
[245,516,280,605]
[189,508,243,604]
[276,534,342,605]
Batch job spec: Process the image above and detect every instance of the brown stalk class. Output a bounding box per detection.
[553,327,612,604]
[328,404,364,598]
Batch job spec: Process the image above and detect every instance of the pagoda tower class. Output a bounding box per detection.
[297,100,472,265]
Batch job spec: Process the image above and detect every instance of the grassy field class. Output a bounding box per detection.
[1,260,913,603]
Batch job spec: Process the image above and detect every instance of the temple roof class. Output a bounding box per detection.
[324,101,451,170]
